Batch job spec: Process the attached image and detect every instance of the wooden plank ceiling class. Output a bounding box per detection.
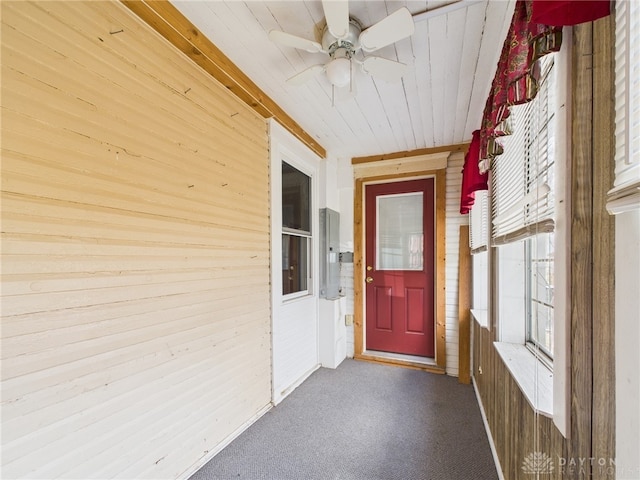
[170,0,515,159]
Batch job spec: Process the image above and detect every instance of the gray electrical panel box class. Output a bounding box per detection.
[319,208,340,300]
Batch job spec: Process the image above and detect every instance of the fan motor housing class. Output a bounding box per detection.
[321,19,362,57]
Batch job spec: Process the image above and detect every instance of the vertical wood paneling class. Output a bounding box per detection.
[472,17,616,480]
[1,2,271,479]
[436,167,448,370]
[569,23,595,472]
[590,15,616,478]
[473,320,568,480]
[457,226,471,384]
[354,178,365,357]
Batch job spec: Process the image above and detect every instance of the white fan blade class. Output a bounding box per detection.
[322,0,350,39]
[361,56,408,83]
[268,30,324,53]
[286,64,326,85]
[359,7,415,53]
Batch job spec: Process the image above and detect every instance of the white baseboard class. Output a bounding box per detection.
[273,363,321,405]
[472,376,505,480]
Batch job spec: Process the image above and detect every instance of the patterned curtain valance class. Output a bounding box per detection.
[460,0,611,215]
[478,0,562,174]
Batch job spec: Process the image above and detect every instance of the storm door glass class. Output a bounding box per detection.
[282,162,311,296]
[376,192,424,270]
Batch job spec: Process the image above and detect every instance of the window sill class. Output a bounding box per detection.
[471,309,489,329]
[494,342,553,418]
[607,179,640,214]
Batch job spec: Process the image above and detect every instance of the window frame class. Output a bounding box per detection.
[482,34,572,437]
[608,0,640,213]
[524,232,554,366]
[492,54,559,369]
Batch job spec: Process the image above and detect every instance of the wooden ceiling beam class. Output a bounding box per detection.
[351,143,470,165]
[121,0,326,159]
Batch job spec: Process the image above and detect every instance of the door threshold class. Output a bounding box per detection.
[357,350,445,374]
[366,350,437,365]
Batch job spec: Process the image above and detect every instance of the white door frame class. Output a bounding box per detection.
[270,119,321,404]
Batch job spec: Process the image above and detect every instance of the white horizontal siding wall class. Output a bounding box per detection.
[1,2,271,479]
[445,152,468,377]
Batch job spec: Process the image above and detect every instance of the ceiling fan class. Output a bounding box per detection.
[268,0,416,94]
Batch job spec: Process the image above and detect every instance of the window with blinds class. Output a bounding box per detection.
[610,0,640,214]
[469,190,489,252]
[491,54,558,361]
[491,56,556,244]
[469,189,489,321]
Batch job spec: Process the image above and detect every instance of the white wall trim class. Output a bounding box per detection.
[471,309,489,329]
[552,29,571,438]
[273,364,321,406]
[614,210,640,478]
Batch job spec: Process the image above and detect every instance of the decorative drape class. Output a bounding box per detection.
[460,130,487,214]
[459,0,610,214]
[531,0,611,27]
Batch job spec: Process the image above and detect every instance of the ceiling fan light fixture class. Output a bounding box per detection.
[270,2,417,94]
[326,57,351,87]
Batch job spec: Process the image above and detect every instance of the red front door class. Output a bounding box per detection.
[365,179,435,357]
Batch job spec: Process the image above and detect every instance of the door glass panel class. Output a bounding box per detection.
[282,163,310,233]
[282,234,308,295]
[376,192,424,270]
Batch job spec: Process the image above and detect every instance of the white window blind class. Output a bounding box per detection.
[611,0,640,199]
[469,189,489,252]
[491,56,556,243]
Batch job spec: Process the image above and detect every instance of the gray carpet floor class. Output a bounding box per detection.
[190,359,499,480]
